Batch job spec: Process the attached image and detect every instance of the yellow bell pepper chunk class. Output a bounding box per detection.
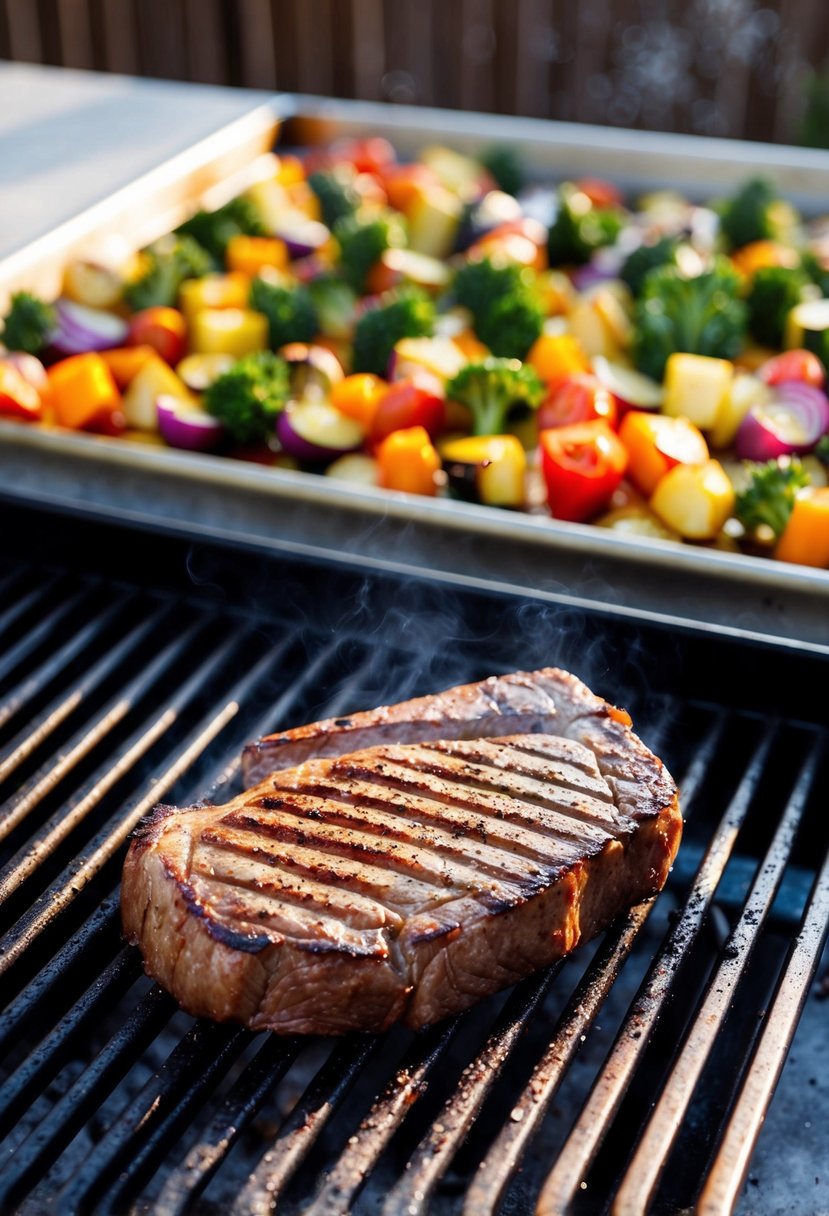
[178,273,250,326]
[226,236,289,277]
[191,309,268,357]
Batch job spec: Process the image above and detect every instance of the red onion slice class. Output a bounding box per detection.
[735,380,829,461]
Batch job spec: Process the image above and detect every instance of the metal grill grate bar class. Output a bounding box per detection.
[0,586,89,688]
[536,723,778,1214]
[0,612,199,880]
[236,1037,383,1213]
[699,839,829,1215]
[613,733,824,1214]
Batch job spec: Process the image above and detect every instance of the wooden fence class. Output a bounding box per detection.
[2,0,829,144]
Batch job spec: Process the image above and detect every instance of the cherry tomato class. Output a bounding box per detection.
[537,374,617,431]
[82,406,127,436]
[540,420,628,522]
[370,379,446,444]
[760,349,825,389]
[333,137,396,176]
[128,307,188,366]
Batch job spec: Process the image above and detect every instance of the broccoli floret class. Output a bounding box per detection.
[308,168,362,229]
[479,145,525,197]
[548,184,623,266]
[717,177,797,251]
[249,277,318,350]
[333,211,406,293]
[632,260,748,382]
[124,234,212,312]
[352,287,435,377]
[735,457,811,539]
[203,351,290,445]
[446,357,544,437]
[477,292,544,361]
[306,275,357,340]
[177,197,267,264]
[1,291,56,355]
[747,265,811,348]
[620,236,679,297]
[453,257,526,319]
[800,250,829,298]
[452,256,542,357]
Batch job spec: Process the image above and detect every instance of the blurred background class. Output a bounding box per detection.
[1,0,829,146]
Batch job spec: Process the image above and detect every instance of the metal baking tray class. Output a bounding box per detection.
[1,93,829,652]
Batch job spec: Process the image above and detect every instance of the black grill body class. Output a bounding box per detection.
[0,501,826,1216]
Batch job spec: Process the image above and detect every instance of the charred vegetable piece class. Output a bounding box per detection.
[441,434,527,507]
[446,357,544,437]
[204,350,290,444]
[734,456,811,539]
[249,278,318,350]
[540,420,628,522]
[351,287,435,378]
[2,291,56,356]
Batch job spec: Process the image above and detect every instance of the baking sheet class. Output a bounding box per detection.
[1,92,828,649]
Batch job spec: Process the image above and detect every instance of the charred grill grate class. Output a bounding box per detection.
[0,504,827,1215]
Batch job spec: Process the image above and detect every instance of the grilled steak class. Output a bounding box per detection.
[242,667,634,785]
[122,670,680,1035]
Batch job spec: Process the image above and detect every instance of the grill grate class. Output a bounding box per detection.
[0,505,827,1215]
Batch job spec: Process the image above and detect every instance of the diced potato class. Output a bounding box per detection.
[419,146,484,200]
[325,453,380,486]
[650,459,735,540]
[567,288,630,360]
[122,358,194,431]
[191,308,268,357]
[596,503,680,542]
[663,353,734,431]
[244,178,293,230]
[407,187,464,260]
[708,372,772,450]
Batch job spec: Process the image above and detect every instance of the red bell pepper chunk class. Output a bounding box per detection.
[540,420,628,522]
[0,361,43,421]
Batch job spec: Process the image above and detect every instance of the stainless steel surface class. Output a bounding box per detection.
[1,90,829,645]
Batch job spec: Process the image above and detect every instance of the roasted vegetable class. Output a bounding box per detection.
[441,434,527,507]
[632,261,748,382]
[650,459,735,540]
[619,410,708,496]
[540,420,628,522]
[734,456,811,538]
[2,291,56,355]
[816,433,829,467]
[48,352,122,430]
[176,197,267,264]
[452,257,542,360]
[620,236,679,297]
[784,298,829,366]
[717,177,796,252]
[775,486,829,565]
[663,352,734,430]
[479,145,526,197]
[249,278,318,350]
[306,275,358,340]
[446,357,544,437]
[547,183,623,266]
[334,211,407,292]
[192,308,269,357]
[203,350,290,444]
[747,265,811,349]
[124,235,212,312]
[376,425,441,495]
[351,287,435,377]
[308,167,362,229]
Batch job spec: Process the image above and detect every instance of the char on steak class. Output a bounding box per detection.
[122,669,680,1034]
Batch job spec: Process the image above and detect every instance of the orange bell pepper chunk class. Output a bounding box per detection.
[331,374,386,429]
[377,425,441,496]
[775,488,829,567]
[619,411,709,497]
[100,345,158,389]
[526,334,590,386]
[48,353,121,430]
[730,240,800,278]
[226,235,289,277]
